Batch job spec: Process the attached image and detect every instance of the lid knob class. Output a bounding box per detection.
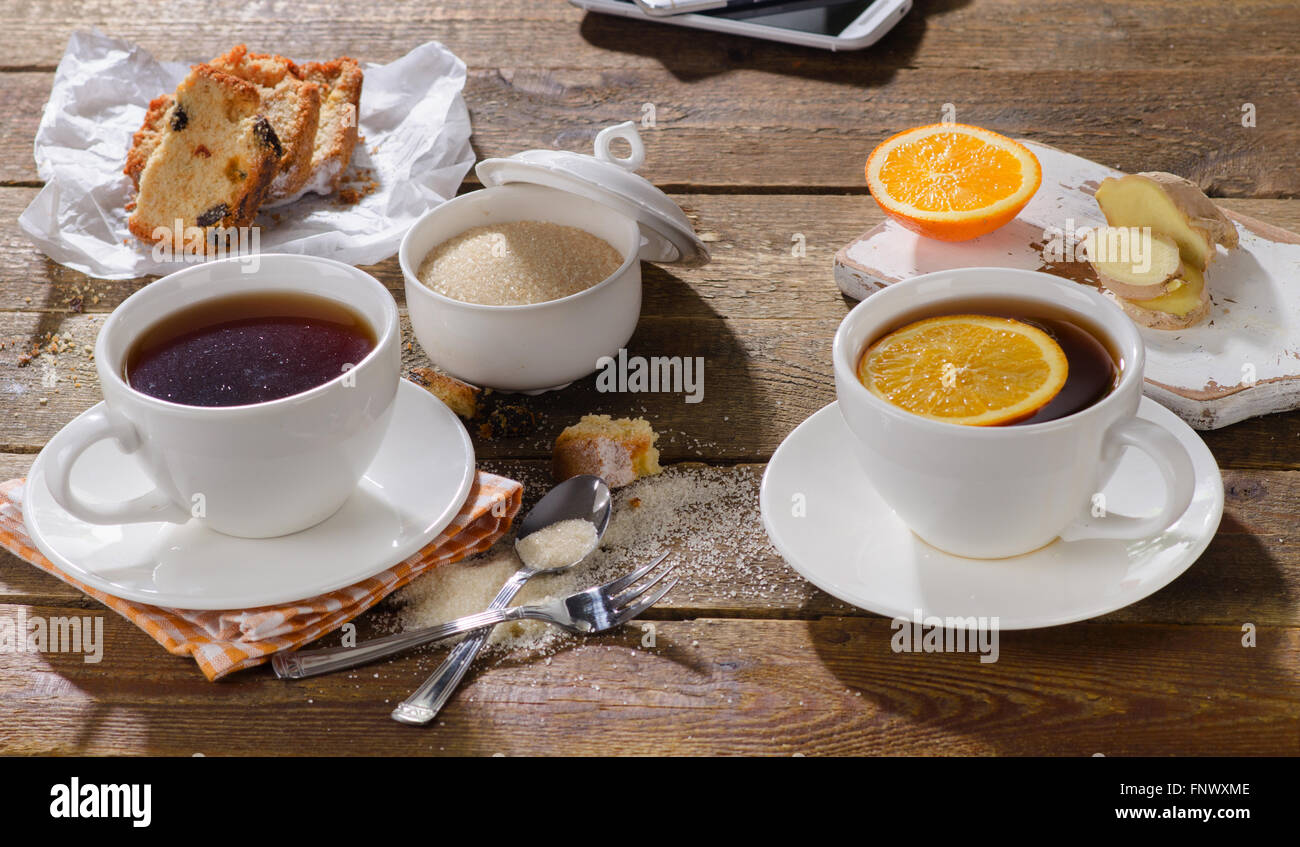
[594,121,646,172]
[474,121,709,266]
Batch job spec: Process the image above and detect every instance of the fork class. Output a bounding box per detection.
[272,553,676,680]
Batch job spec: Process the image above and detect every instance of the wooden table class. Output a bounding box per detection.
[1,0,1298,756]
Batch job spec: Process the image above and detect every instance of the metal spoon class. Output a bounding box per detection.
[391,474,612,726]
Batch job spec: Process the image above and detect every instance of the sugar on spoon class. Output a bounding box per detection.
[270,473,612,681]
[390,474,612,726]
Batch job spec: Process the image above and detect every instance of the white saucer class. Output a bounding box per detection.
[23,379,475,610]
[760,398,1224,629]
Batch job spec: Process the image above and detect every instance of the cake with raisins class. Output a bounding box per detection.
[126,65,282,251]
[208,46,321,202]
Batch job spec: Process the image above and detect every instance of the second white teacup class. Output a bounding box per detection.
[43,254,400,539]
[833,267,1196,559]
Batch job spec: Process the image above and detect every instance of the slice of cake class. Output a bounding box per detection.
[208,45,321,202]
[127,64,282,251]
[408,367,487,420]
[124,94,173,190]
[291,57,364,200]
[553,415,662,488]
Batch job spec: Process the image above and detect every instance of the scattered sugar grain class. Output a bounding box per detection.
[395,544,587,653]
[394,465,791,657]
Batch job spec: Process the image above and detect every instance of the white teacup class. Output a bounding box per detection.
[833,267,1196,559]
[44,254,400,539]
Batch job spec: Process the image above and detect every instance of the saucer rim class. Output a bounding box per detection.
[22,378,476,610]
[759,397,1225,630]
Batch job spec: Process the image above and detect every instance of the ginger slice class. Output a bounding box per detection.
[1089,227,1183,299]
[1094,172,1238,272]
[1116,264,1208,330]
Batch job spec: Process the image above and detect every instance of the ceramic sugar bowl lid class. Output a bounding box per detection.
[475,122,711,267]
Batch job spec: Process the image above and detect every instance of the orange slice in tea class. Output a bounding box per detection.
[866,124,1042,242]
[859,314,1068,426]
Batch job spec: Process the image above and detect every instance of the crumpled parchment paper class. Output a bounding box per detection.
[19,30,475,279]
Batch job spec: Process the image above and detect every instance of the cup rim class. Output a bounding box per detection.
[832,267,1145,437]
[96,253,399,416]
[398,183,641,314]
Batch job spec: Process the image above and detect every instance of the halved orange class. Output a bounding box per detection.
[866,124,1042,242]
[858,314,1068,426]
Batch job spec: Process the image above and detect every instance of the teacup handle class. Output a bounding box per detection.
[1059,416,1196,543]
[44,406,189,526]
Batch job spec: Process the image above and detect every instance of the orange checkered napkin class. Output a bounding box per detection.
[0,472,521,681]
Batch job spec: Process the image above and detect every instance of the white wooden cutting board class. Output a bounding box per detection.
[834,141,1300,431]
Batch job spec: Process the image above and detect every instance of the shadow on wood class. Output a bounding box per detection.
[574,0,957,85]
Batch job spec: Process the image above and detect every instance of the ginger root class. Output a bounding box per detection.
[1094,172,1237,272]
[1093,172,1237,329]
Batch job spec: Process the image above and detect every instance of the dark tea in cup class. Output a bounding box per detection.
[125,291,376,407]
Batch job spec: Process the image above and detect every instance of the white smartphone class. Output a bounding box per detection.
[570,0,912,51]
[634,0,787,15]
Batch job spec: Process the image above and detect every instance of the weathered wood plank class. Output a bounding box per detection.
[3,186,880,318]
[6,310,838,458]
[0,608,1294,755]
[4,187,1300,322]
[1,62,1296,192]
[1,460,1298,628]
[2,304,1299,468]
[8,316,1300,473]
[3,0,1297,72]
